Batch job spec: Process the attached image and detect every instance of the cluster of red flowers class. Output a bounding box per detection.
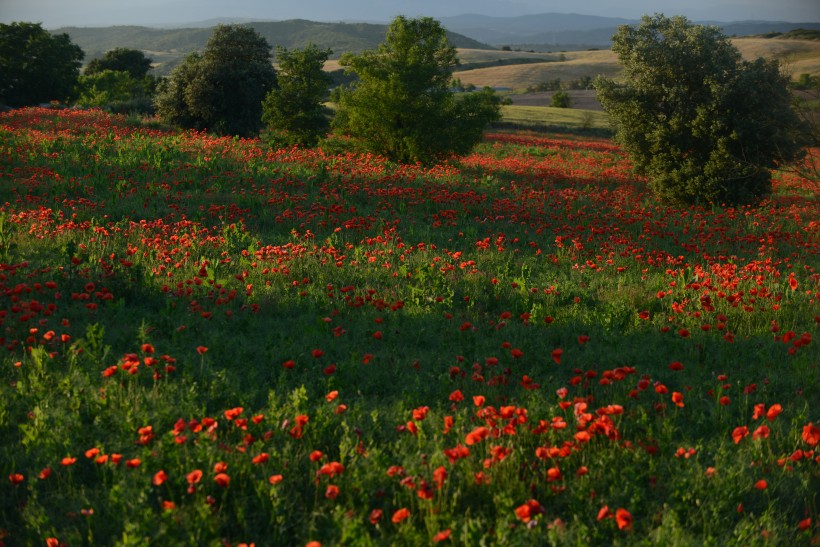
[1,108,817,545]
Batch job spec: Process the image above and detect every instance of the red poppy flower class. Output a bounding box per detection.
[802,422,820,446]
[196,346,208,355]
[433,466,447,490]
[9,473,24,484]
[268,474,283,485]
[214,473,230,487]
[465,426,489,445]
[514,499,543,523]
[752,425,770,440]
[615,508,632,530]
[671,392,684,407]
[369,509,383,525]
[186,469,203,484]
[325,485,340,499]
[732,426,749,444]
[392,507,410,524]
[551,348,563,364]
[153,470,167,486]
[433,529,451,542]
[765,404,782,421]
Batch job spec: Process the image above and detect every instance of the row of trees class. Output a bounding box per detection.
[1,16,814,204]
[2,19,500,163]
[155,17,501,163]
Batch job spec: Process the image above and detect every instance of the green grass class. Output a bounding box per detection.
[498,105,610,131]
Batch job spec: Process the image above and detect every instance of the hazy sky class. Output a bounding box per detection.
[1,0,818,28]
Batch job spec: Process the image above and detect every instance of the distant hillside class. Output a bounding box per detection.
[440,14,820,48]
[56,20,492,75]
[453,38,820,91]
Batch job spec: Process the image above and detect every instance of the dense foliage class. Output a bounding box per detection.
[0,22,84,107]
[335,16,501,164]
[595,14,806,206]
[75,70,143,109]
[0,108,817,546]
[85,47,153,80]
[262,44,333,146]
[155,25,277,137]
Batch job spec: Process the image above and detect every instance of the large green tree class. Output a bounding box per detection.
[85,48,152,80]
[262,44,333,146]
[0,22,84,107]
[595,14,805,205]
[334,16,501,164]
[155,25,277,137]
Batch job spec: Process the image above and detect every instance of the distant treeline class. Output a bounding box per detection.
[757,29,820,40]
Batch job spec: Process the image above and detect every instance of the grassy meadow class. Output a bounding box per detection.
[0,108,818,546]
[496,106,609,132]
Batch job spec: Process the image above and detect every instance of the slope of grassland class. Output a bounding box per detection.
[733,38,820,78]
[453,38,820,90]
[454,49,620,90]
[497,105,610,130]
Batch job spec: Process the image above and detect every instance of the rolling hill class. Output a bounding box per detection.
[57,20,492,75]
[452,38,820,91]
[439,13,820,49]
[55,17,820,92]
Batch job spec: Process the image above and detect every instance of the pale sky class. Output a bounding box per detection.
[1,0,817,28]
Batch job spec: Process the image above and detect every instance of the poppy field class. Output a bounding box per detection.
[0,107,818,546]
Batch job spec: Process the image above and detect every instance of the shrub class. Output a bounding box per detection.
[595,14,806,205]
[551,91,571,108]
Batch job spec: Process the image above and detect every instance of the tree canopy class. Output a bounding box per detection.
[85,48,153,80]
[262,44,333,146]
[155,25,277,137]
[595,14,806,205]
[334,16,500,164]
[0,22,84,107]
